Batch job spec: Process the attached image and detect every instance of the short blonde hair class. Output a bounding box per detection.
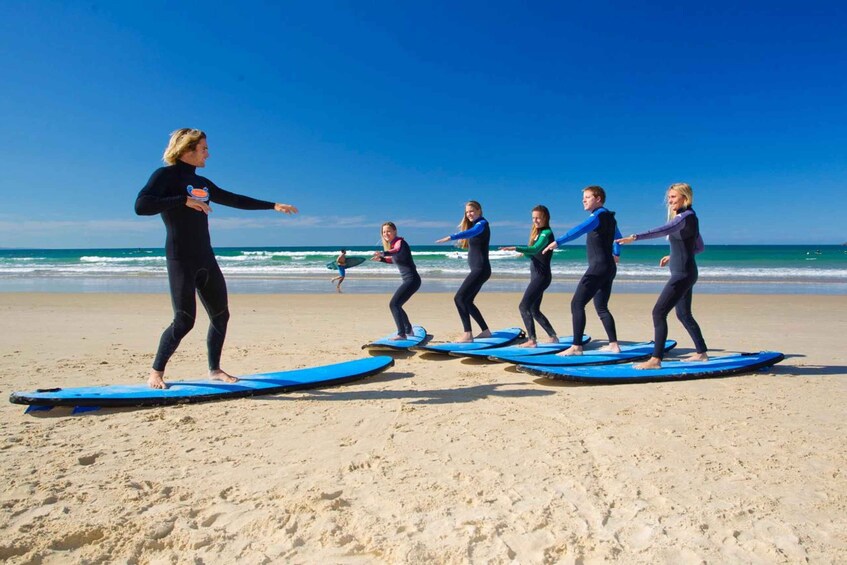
[667,182,694,218]
[163,128,206,165]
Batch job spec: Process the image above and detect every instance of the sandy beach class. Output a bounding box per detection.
[1,291,845,563]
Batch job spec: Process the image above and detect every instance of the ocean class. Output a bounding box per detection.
[0,245,844,295]
[0,244,847,294]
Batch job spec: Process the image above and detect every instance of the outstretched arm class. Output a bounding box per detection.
[515,230,553,256]
[554,214,600,246]
[209,179,298,213]
[448,219,488,241]
[613,225,623,257]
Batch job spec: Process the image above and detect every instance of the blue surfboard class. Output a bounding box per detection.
[448,335,591,359]
[414,327,524,354]
[363,326,428,351]
[9,356,395,412]
[518,351,784,383]
[495,341,676,365]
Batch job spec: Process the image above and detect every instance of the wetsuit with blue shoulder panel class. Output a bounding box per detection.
[554,206,622,347]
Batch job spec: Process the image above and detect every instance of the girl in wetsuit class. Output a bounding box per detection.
[499,205,558,347]
[616,182,708,369]
[544,186,622,356]
[135,128,298,389]
[372,222,421,340]
[436,201,492,343]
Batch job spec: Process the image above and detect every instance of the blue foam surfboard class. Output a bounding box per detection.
[494,341,676,365]
[518,351,784,383]
[9,356,394,411]
[363,326,428,351]
[414,327,524,354]
[448,335,591,359]
[326,256,367,270]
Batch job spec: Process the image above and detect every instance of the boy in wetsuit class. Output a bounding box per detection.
[330,249,347,293]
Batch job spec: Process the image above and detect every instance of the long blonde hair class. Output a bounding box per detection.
[163,128,206,165]
[528,205,550,246]
[381,221,397,251]
[456,200,482,250]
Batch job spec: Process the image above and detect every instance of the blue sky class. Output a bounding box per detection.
[0,1,844,248]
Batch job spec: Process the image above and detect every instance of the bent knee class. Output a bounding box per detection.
[172,311,196,337]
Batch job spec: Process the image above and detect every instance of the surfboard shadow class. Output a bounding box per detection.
[364,349,417,360]
[769,364,847,377]
[261,380,556,405]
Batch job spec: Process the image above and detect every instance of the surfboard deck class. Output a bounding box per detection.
[496,341,676,365]
[326,256,367,270]
[362,326,428,351]
[448,335,591,359]
[414,327,524,354]
[9,356,395,412]
[518,351,784,383]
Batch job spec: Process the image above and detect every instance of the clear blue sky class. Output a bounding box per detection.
[1,1,844,248]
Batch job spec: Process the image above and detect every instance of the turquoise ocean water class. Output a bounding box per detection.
[0,245,844,294]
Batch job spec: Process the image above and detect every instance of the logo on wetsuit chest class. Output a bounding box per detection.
[186,185,209,202]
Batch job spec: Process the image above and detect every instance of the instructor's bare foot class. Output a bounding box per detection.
[148,370,167,389]
[543,336,559,344]
[476,329,492,339]
[390,334,407,341]
[685,353,709,362]
[517,339,537,348]
[634,357,662,370]
[557,345,584,357]
[599,342,622,353]
[210,369,239,383]
[455,332,474,343]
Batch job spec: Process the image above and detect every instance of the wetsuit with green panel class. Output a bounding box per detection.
[514,227,557,340]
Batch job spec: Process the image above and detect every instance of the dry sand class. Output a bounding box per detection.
[1,292,845,563]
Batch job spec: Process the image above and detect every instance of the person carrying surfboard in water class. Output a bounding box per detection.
[372,222,421,340]
[330,249,347,293]
[616,182,708,369]
[436,200,493,343]
[544,186,622,356]
[499,205,559,348]
[135,128,298,389]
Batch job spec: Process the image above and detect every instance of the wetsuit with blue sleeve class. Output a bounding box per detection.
[449,218,491,333]
[514,228,557,340]
[377,237,421,336]
[135,160,276,372]
[633,207,707,359]
[555,207,621,346]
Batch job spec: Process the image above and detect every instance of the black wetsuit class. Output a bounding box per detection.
[555,207,621,346]
[135,160,275,371]
[449,218,491,333]
[378,237,421,336]
[634,207,707,359]
[514,228,557,340]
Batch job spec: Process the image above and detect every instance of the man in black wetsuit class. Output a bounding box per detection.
[135,128,298,389]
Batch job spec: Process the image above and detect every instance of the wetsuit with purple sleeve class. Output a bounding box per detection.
[514,228,557,341]
[135,160,276,372]
[449,218,491,333]
[377,237,421,336]
[555,207,621,347]
[634,207,707,359]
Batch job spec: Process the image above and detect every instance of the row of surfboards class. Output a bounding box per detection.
[9,325,784,413]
